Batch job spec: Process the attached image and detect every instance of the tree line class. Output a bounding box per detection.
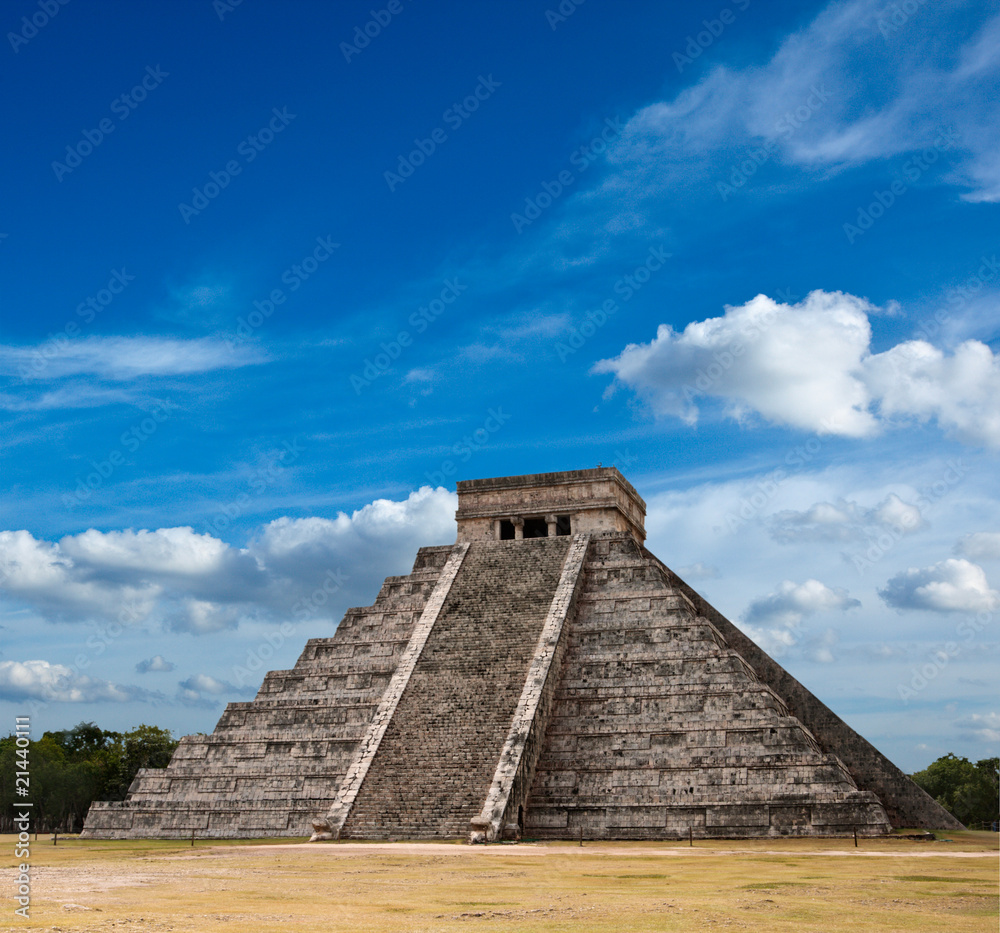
[0,722,178,833]
[910,753,999,829]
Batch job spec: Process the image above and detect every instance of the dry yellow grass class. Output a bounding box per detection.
[2,831,997,932]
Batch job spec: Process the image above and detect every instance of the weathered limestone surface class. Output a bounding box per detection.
[81,545,454,839]
[456,468,646,544]
[651,555,964,831]
[318,543,469,839]
[525,535,892,838]
[473,534,590,840]
[340,536,572,839]
[82,467,959,840]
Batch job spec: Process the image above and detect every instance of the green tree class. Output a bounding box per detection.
[911,754,1000,828]
[0,721,179,833]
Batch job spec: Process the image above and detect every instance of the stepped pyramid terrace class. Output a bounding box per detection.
[82,468,961,841]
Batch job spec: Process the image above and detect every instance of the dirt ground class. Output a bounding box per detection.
[3,831,997,932]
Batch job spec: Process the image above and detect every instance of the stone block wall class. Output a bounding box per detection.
[83,496,957,841]
[652,554,964,831]
[456,467,646,544]
[82,546,454,839]
[525,534,892,838]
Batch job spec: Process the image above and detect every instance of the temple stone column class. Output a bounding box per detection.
[545,514,557,537]
[513,517,524,540]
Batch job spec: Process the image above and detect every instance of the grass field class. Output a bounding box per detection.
[2,830,997,932]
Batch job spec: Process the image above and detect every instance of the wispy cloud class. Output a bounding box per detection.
[136,655,174,673]
[956,532,1000,561]
[2,335,266,381]
[610,1,1000,200]
[769,494,925,544]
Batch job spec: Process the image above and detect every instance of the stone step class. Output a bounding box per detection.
[342,537,572,839]
[525,539,887,838]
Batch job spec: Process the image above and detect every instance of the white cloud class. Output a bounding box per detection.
[594,290,878,436]
[177,672,248,705]
[807,627,840,664]
[256,485,456,567]
[676,562,718,580]
[172,599,246,635]
[745,578,861,627]
[873,494,925,533]
[179,673,232,695]
[0,384,138,412]
[498,311,571,340]
[879,558,1000,612]
[0,660,159,703]
[60,527,233,576]
[0,486,457,634]
[1,335,265,381]
[956,532,1000,561]
[864,339,1000,447]
[0,529,160,623]
[741,579,860,656]
[769,493,925,543]
[594,290,1000,447]
[953,711,1000,744]
[136,655,174,673]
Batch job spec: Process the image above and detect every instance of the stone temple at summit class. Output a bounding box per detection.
[82,467,960,841]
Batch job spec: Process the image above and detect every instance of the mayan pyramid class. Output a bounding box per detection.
[82,468,960,840]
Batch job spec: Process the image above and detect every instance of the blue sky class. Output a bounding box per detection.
[1,0,998,773]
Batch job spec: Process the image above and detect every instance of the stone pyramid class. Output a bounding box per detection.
[82,468,960,840]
